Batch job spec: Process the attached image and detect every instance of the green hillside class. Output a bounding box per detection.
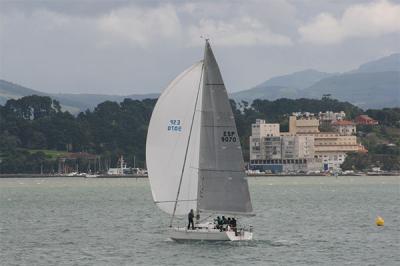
[3,95,399,174]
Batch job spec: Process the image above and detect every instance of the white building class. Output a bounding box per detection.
[332,120,356,136]
[280,135,314,159]
[313,133,361,170]
[251,119,280,137]
[319,111,346,122]
[250,115,364,172]
[250,119,321,173]
[250,119,280,160]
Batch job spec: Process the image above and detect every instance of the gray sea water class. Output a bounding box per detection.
[0,176,399,266]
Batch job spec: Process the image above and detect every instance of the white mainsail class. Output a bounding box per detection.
[146,40,252,220]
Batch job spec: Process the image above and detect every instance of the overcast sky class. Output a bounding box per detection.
[0,0,399,95]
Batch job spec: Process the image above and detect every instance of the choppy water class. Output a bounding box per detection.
[0,176,399,266]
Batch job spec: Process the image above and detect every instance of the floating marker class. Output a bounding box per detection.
[375,216,384,226]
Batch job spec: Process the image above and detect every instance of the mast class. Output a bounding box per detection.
[169,61,204,227]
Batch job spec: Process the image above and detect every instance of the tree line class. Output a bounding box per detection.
[0,95,398,173]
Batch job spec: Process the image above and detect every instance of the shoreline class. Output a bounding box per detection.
[0,173,398,178]
[0,174,148,178]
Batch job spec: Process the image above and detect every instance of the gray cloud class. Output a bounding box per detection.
[299,0,400,44]
[0,0,399,95]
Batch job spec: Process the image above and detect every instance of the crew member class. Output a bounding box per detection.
[187,209,195,230]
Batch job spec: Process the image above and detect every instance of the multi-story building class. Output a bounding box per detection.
[279,134,315,159]
[288,115,361,170]
[250,119,320,173]
[319,111,346,122]
[249,114,364,172]
[264,136,282,160]
[289,115,319,134]
[319,111,346,130]
[332,120,356,136]
[312,133,360,170]
[250,119,279,160]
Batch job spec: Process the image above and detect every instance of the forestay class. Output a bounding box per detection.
[146,61,203,216]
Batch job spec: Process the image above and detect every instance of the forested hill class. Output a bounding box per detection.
[0,95,399,173]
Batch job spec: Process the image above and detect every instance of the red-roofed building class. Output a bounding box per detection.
[355,115,379,125]
[332,120,356,136]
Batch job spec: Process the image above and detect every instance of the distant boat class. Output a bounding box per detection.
[146,40,254,241]
[66,172,78,177]
[84,174,99,178]
[107,155,129,175]
[106,156,147,176]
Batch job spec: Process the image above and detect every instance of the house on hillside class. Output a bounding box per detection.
[355,115,378,125]
[332,120,356,136]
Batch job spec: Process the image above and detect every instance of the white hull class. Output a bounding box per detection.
[170,227,253,241]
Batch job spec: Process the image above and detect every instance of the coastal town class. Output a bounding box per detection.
[1,98,398,177]
[248,112,379,175]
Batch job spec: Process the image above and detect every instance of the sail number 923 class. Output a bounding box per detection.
[221,131,237,142]
[168,119,182,132]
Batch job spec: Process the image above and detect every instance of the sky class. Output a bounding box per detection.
[0,0,399,95]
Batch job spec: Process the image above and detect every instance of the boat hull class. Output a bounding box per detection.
[170,227,253,241]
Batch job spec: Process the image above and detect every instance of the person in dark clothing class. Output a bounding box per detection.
[222,216,227,225]
[231,218,237,228]
[187,209,195,230]
[214,216,221,227]
[221,216,228,231]
[215,216,224,230]
[231,217,238,236]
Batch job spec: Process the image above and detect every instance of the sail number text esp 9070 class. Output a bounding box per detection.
[221,131,237,142]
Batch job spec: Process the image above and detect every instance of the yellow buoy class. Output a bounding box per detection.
[375,216,384,226]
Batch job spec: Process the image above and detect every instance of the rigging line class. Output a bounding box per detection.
[169,62,204,228]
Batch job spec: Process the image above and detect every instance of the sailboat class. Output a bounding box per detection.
[146,40,254,241]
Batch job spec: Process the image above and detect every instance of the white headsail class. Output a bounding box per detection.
[146,61,203,216]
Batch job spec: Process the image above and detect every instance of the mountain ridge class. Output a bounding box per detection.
[354,53,400,73]
[0,79,159,113]
[1,53,399,110]
[231,53,400,109]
